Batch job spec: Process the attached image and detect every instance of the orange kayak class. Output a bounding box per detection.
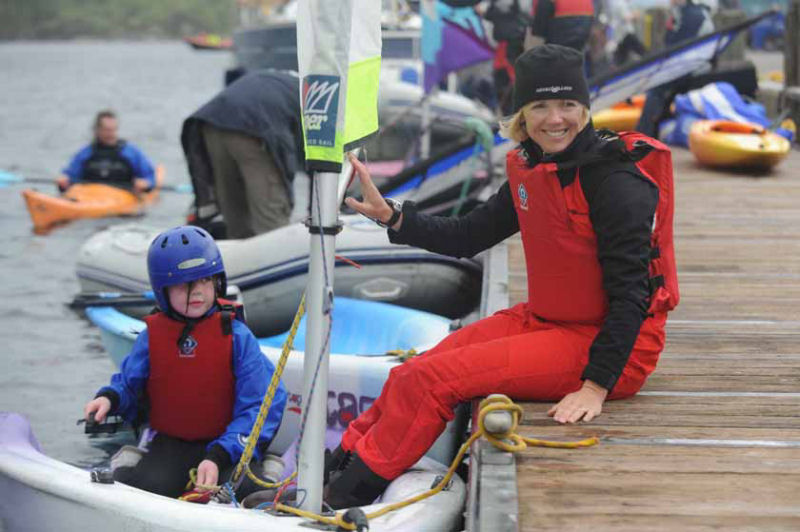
[592,95,645,132]
[688,120,791,170]
[22,165,165,234]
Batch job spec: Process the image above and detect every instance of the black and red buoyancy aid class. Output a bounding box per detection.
[145,305,239,441]
[506,131,679,324]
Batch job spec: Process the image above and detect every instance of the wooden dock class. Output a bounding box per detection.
[497,148,800,530]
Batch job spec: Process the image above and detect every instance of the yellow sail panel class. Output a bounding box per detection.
[297,0,381,171]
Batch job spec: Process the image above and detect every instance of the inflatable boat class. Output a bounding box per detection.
[688,119,791,170]
[76,215,482,337]
[22,165,165,234]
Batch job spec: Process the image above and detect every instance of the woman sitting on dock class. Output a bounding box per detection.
[325,44,679,510]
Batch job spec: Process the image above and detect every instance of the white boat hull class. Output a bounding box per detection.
[0,413,466,532]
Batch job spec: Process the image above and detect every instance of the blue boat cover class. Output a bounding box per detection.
[659,81,796,147]
[260,297,451,355]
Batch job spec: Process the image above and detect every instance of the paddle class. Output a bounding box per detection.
[69,291,155,309]
[0,169,193,193]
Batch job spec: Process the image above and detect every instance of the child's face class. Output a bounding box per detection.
[167,277,215,318]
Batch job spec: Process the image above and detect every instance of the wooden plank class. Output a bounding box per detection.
[518,472,800,528]
[516,445,800,475]
[506,146,800,531]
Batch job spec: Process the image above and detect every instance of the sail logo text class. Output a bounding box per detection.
[303,80,339,131]
[302,74,340,147]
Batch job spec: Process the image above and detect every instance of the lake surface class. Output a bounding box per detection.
[0,41,232,467]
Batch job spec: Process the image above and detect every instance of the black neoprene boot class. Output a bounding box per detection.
[323,445,351,484]
[323,453,390,510]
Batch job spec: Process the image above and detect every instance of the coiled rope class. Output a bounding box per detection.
[271,394,599,530]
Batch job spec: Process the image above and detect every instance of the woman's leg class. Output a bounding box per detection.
[341,304,531,451]
[352,320,599,480]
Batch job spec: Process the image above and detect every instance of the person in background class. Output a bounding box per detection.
[482,0,532,114]
[56,110,155,193]
[181,70,304,240]
[321,44,678,510]
[529,0,595,51]
[606,0,646,65]
[83,226,287,499]
[635,0,715,136]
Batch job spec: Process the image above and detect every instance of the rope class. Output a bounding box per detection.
[230,294,307,487]
[270,394,599,529]
[451,117,495,216]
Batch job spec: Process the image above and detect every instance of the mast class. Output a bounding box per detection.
[295,0,381,512]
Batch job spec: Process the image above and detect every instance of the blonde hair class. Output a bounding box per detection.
[499,102,591,143]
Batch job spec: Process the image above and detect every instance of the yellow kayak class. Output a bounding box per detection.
[688,120,791,170]
[592,95,645,132]
[22,165,165,234]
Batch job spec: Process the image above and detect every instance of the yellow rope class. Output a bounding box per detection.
[271,394,599,529]
[178,468,220,501]
[385,348,418,362]
[230,294,307,487]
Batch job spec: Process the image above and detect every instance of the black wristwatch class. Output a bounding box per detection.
[375,197,402,228]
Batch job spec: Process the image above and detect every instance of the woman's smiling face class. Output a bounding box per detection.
[522,99,585,154]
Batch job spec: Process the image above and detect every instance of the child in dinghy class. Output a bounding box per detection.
[82,225,287,499]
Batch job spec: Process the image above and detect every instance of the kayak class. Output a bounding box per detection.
[83,296,467,465]
[76,216,482,337]
[184,34,233,51]
[21,165,165,234]
[688,120,791,170]
[592,95,645,132]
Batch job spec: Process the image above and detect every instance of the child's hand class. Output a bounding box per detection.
[196,459,219,490]
[547,380,608,423]
[84,396,111,423]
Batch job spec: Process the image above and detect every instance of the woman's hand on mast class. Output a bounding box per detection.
[547,380,608,423]
[344,153,401,230]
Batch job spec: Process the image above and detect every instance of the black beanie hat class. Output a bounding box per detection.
[512,44,590,113]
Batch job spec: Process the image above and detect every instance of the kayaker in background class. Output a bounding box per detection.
[181,70,305,240]
[82,226,287,499]
[56,110,155,193]
[324,44,679,509]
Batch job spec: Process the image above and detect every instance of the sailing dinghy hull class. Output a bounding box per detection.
[0,412,466,532]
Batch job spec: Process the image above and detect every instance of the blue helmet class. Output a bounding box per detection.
[147,226,226,313]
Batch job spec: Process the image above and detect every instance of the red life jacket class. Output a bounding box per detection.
[553,0,594,18]
[145,306,237,441]
[506,131,679,324]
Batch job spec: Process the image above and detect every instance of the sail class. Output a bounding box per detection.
[421,0,495,93]
[296,0,382,171]
[588,10,777,111]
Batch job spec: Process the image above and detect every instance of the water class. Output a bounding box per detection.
[0,41,232,467]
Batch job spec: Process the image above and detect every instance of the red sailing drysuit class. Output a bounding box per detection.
[341,128,678,480]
